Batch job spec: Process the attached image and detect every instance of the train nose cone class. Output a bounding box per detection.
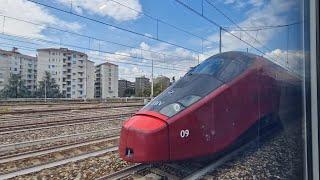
[119,114,169,163]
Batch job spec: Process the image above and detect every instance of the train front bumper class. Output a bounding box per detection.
[119,114,169,163]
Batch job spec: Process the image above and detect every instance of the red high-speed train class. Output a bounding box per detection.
[119,51,300,163]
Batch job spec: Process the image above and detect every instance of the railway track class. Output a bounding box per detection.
[99,121,282,180]
[0,106,139,123]
[0,128,121,156]
[0,117,125,136]
[0,99,143,107]
[0,113,132,133]
[0,144,119,179]
[0,103,143,115]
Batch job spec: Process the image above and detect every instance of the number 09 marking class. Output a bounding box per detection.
[180,129,189,138]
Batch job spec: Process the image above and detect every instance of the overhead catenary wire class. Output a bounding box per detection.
[204,0,303,65]
[0,34,193,72]
[105,0,219,46]
[174,0,300,75]
[25,0,206,55]
[223,22,302,31]
[0,15,197,63]
[0,32,195,70]
[106,0,300,64]
[204,0,278,56]
[174,0,272,59]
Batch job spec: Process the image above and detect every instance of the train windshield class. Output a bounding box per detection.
[141,52,254,117]
[189,58,225,76]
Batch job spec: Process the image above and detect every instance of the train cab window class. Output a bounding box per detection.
[218,60,246,82]
[190,58,226,75]
[178,95,201,107]
[159,103,185,117]
[158,95,201,117]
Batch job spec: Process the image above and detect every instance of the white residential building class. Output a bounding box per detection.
[37,48,95,99]
[0,48,37,92]
[95,62,119,98]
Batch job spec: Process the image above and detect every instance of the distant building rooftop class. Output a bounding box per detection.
[96,61,118,67]
[0,48,36,59]
[37,48,87,57]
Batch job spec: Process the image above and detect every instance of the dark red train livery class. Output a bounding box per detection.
[119,51,300,163]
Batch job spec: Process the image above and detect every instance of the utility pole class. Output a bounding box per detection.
[44,79,47,103]
[151,59,154,98]
[219,27,222,53]
[85,58,87,102]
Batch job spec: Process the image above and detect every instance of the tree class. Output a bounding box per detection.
[36,71,64,98]
[0,74,31,98]
[124,88,135,97]
[143,87,151,97]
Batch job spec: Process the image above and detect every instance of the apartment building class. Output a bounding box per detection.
[0,48,37,92]
[135,76,151,97]
[37,48,94,99]
[95,62,119,98]
[118,79,135,97]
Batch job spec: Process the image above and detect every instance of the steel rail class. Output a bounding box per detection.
[0,128,121,152]
[0,146,119,179]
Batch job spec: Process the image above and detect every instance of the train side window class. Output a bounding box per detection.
[219,60,245,82]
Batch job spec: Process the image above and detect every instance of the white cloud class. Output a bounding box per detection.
[265,49,304,74]
[205,0,298,54]
[222,0,264,8]
[58,0,142,22]
[0,0,82,38]
[119,65,146,81]
[86,41,199,81]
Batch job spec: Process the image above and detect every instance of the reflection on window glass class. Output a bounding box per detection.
[219,60,244,82]
[178,95,201,107]
[159,103,185,117]
[190,58,225,75]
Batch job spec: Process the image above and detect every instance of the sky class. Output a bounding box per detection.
[0,0,304,81]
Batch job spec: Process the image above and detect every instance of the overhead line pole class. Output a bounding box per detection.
[151,59,154,98]
[219,27,222,53]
